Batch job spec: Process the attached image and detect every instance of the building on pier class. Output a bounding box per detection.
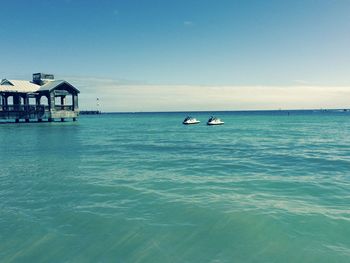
[0,73,79,122]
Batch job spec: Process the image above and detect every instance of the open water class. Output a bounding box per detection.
[1,111,350,262]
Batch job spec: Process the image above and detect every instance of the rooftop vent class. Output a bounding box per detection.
[32,73,54,85]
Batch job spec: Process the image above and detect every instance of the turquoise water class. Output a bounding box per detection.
[1,111,350,262]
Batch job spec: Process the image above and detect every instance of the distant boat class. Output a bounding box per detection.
[183,116,200,125]
[207,116,224,125]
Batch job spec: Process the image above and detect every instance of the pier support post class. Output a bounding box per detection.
[73,117,77,122]
[15,119,19,123]
[61,118,65,122]
[38,119,42,122]
[48,118,53,122]
[25,119,29,123]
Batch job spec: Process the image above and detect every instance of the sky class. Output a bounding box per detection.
[1,0,350,111]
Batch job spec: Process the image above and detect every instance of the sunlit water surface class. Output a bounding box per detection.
[1,111,350,262]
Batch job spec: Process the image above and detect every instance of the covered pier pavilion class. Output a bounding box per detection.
[0,73,80,123]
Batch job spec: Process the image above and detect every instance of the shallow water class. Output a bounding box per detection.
[1,111,350,262]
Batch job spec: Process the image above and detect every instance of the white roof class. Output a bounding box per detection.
[0,79,40,93]
[0,78,79,94]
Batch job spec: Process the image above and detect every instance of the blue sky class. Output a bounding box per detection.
[1,0,350,111]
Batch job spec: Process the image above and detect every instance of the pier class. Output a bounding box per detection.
[0,73,80,122]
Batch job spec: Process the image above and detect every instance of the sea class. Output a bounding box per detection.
[1,110,350,262]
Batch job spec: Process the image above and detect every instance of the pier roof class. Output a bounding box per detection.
[0,79,79,94]
[38,80,80,93]
[0,79,40,93]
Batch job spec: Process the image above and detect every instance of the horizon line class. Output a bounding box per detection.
[80,108,350,114]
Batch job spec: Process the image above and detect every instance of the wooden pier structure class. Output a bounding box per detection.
[0,73,80,122]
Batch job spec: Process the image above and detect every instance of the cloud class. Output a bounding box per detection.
[66,77,350,112]
[293,79,320,85]
[183,21,194,27]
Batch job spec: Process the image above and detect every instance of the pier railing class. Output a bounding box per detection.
[0,105,48,119]
[0,105,74,112]
[0,104,77,120]
[0,105,47,112]
[54,105,73,111]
